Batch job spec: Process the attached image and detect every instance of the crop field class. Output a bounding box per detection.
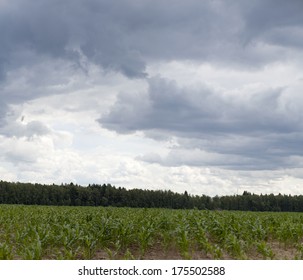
[1,204,303,260]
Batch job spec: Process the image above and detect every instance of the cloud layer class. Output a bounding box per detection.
[1,0,303,195]
[101,76,303,170]
[1,0,302,79]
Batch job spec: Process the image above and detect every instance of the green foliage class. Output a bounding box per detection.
[256,241,275,259]
[0,243,12,260]
[2,180,303,212]
[1,205,303,259]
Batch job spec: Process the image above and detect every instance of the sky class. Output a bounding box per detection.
[1,0,303,196]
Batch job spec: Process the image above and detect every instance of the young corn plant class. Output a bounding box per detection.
[211,244,223,260]
[223,233,246,259]
[112,219,134,250]
[0,243,12,260]
[195,228,212,254]
[123,249,135,260]
[256,241,275,260]
[295,243,303,260]
[23,239,43,260]
[105,240,122,260]
[61,246,81,260]
[176,225,192,259]
[137,220,156,258]
[81,234,97,259]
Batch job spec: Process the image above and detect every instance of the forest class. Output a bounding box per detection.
[0,180,303,212]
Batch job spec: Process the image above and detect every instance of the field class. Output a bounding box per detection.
[1,204,303,260]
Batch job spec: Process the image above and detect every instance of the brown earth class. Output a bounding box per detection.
[91,241,300,260]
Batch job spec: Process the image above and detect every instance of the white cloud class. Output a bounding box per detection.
[1,0,303,196]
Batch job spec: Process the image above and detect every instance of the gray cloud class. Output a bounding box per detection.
[241,0,303,44]
[101,77,301,135]
[0,120,50,139]
[1,0,303,173]
[0,104,8,126]
[0,113,37,142]
[101,77,303,170]
[0,0,148,79]
[1,0,303,83]
[0,0,302,109]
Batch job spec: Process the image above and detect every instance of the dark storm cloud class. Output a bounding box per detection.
[241,0,303,45]
[0,0,149,79]
[1,0,302,82]
[101,77,303,170]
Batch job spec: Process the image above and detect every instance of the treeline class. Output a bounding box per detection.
[0,180,303,212]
